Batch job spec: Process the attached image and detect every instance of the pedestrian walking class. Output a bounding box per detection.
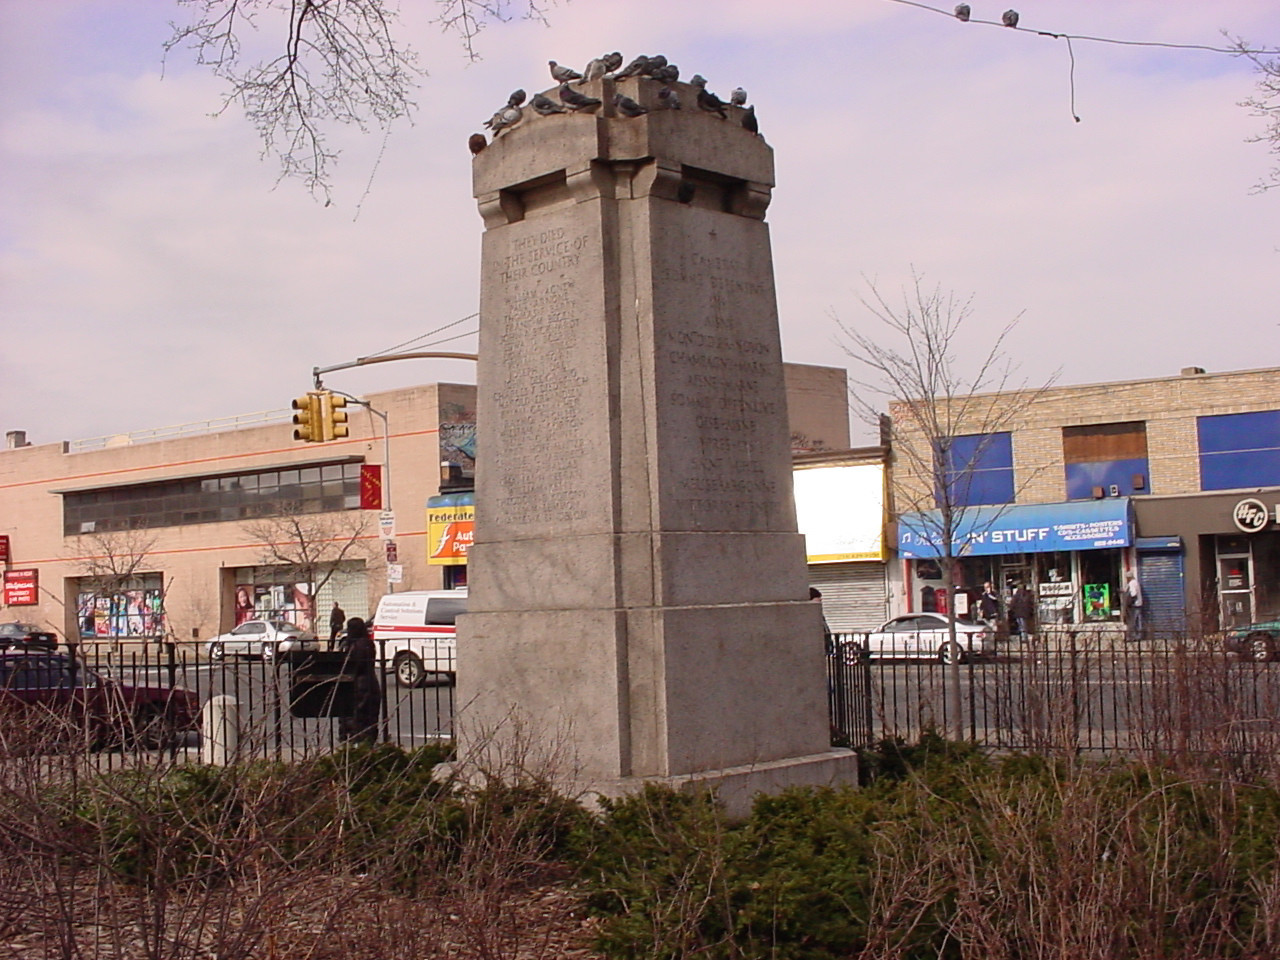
[1124,573,1144,641]
[328,601,346,643]
[1010,583,1035,640]
[337,616,381,744]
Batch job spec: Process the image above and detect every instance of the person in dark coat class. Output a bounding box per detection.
[337,616,381,744]
[328,601,346,643]
[978,581,1001,624]
[1010,584,1035,640]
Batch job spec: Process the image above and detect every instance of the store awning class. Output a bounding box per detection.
[897,498,1133,559]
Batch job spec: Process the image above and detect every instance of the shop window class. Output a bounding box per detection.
[937,432,1014,507]
[1063,421,1149,499]
[1197,410,1280,490]
[76,574,166,639]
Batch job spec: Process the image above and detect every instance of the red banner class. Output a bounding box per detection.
[359,464,383,510]
[3,569,38,606]
[0,535,8,563]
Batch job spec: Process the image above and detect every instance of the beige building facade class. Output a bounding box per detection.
[0,365,848,647]
[890,365,1280,634]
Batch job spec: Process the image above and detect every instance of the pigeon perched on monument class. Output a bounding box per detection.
[558,83,602,111]
[530,92,567,116]
[549,60,582,83]
[614,93,648,118]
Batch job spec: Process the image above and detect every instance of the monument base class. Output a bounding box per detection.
[583,749,860,820]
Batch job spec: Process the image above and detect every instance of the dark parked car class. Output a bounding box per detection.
[0,621,58,652]
[1221,618,1280,662]
[0,652,200,750]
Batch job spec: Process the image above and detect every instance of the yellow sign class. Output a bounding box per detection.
[427,502,475,565]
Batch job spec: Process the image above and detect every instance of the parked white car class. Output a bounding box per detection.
[844,613,996,664]
[206,620,319,662]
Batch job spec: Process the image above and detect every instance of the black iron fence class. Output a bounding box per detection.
[828,630,1280,759]
[31,630,1274,769]
[70,641,455,766]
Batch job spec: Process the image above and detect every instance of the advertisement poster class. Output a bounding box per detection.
[76,588,165,637]
[1083,583,1112,620]
[3,569,38,606]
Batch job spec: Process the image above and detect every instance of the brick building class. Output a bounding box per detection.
[891,365,1280,635]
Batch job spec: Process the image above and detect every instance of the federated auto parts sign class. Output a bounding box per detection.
[794,462,886,563]
[898,498,1133,559]
[426,492,474,566]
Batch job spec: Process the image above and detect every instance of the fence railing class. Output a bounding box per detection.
[828,630,1280,761]
[66,642,455,768]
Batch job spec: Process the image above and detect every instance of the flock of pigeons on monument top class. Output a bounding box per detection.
[468,52,759,156]
[469,7,1021,155]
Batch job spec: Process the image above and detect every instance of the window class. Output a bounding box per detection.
[1062,421,1149,499]
[63,461,363,535]
[1198,410,1280,491]
[938,433,1014,507]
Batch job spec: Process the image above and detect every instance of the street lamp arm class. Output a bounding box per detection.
[313,351,478,383]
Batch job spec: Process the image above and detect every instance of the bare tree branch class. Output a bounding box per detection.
[165,0,554,201]
[1234,38,1280,193]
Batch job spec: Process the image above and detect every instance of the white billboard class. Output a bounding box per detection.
[794,462,885,563]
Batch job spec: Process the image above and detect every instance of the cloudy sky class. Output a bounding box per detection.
[2,0,1277,447]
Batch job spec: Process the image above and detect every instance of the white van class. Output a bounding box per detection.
[371,589,467,687]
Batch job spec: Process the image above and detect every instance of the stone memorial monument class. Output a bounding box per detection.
[458,58,857,811]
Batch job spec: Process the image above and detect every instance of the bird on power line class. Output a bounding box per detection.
[1002,9,1019,27]
[549,60,582,83]
[954,4,971,22]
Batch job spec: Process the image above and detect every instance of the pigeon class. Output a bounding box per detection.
[610,55,650,80]
[741,104,758,135]
[1002,8,1019,27]
[602,51,623,72]
[484,104,523,134]
[652,63,680,84]
[581,56,609,83]
[954,3,971,21]
[691,76,728,119]
[468,133,487,155]
[614,93,648,118]
[657,85,681,110]
[730,87,747,106]
[530,92,567,115]
[507,89,526,107]
[549,60,582,83]
[558,83,602,111]
[641,54,668,76]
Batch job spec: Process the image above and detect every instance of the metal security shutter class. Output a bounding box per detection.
[808,563,888,632]
[1137,538,1186,638]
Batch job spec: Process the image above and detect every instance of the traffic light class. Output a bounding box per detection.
[324,392,349,441]
[291,392,323,442]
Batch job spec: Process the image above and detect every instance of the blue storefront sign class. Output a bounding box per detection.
[898,499,1133,559]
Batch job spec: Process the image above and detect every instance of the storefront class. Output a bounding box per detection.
[898,499,1134,630]
[794,459,888,631]
[1133,491,1280,633]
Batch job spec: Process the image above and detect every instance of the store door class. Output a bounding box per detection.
[1216,536,1255,629]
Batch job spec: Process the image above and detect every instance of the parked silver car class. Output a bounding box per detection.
[206,620,319,662]
[843,613,996,664]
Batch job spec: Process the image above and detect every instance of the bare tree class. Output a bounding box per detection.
[165,0,552,200]
[837,273,1056,739]
[242,506,377,631]
[1236,41,1280,192]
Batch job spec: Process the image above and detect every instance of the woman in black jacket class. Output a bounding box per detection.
[337,617,381,744]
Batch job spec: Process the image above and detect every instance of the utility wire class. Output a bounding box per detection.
[364,312,479,359]
[884,0,1280,56]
